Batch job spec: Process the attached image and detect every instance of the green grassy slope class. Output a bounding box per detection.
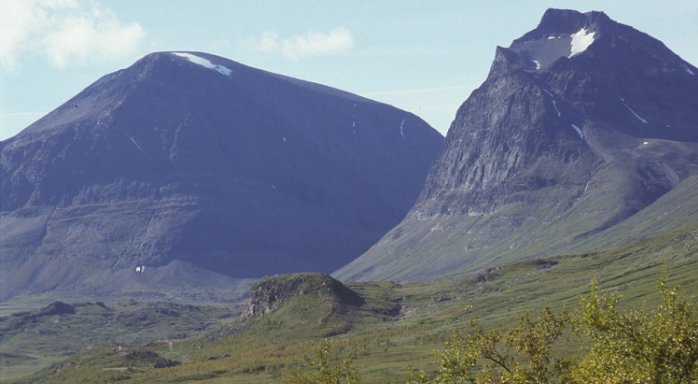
[0,301,239,382]
[12,223,698,384]
[337,172,698,282]
[573,174,698,250]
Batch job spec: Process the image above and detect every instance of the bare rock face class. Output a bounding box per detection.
[336,9,698,282]
[0,52,443,300]
[418,9,698,217]
[242,273,364,320]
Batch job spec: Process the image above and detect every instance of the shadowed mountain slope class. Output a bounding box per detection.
[0,52,443,299]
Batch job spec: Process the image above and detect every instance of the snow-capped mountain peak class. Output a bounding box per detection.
[171,51,233,76]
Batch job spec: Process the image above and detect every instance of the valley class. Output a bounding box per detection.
[1,7,697,383]
[4,223,697,383]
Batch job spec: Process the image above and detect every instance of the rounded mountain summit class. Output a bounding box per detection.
[0,51,443,299]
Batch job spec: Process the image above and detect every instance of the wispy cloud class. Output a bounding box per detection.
[249,27,354,60]
[0,0,145,69]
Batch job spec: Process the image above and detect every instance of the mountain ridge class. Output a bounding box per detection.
[336,8,698,282]
[0,51,443,300]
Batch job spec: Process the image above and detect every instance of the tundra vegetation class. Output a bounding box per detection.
[408,279,698,384]
[293,280,698,384]
[5,225,698,384]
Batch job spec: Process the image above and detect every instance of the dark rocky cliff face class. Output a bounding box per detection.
[0,52,443,299]
[417,47,598,215]
[418,9,698,216]
[336,9,698,282]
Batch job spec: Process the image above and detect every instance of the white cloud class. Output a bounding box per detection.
[0,0,144,69]
[250,27,354,60]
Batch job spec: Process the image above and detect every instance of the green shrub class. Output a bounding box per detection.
[284,339,361,384]
[411,279,698,383]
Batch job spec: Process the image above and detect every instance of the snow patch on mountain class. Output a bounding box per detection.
[551,99,561,117]
[532,59,541,70]
[571,124,584,140]
[620,97,648,124]
[682,64,695,76]
[399,119,406,140]
[543,89,562,117]
[569,28,595,57]
[129,136,145,153]
[172,52,233,76]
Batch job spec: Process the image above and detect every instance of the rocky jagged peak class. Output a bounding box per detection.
[420,8,698,217]
[334,8,698,283]
[535,9,610,35]
[489,46,536,74]
[507,9,613,72]
[241,273,364,320]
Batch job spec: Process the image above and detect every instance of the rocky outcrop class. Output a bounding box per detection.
[242,273,364,320]
[36,301,76,316]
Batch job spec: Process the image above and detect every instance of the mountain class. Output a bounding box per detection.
[336,9,698,282]
[0,51,443,300]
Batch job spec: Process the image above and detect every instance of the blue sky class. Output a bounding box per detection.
[1,1,697,140]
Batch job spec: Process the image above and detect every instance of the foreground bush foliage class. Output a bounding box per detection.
[285,280,697,383]
[409,280,698,383]
[408,308,571,384]
[284,339,361,384]
[572,281,698,383]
